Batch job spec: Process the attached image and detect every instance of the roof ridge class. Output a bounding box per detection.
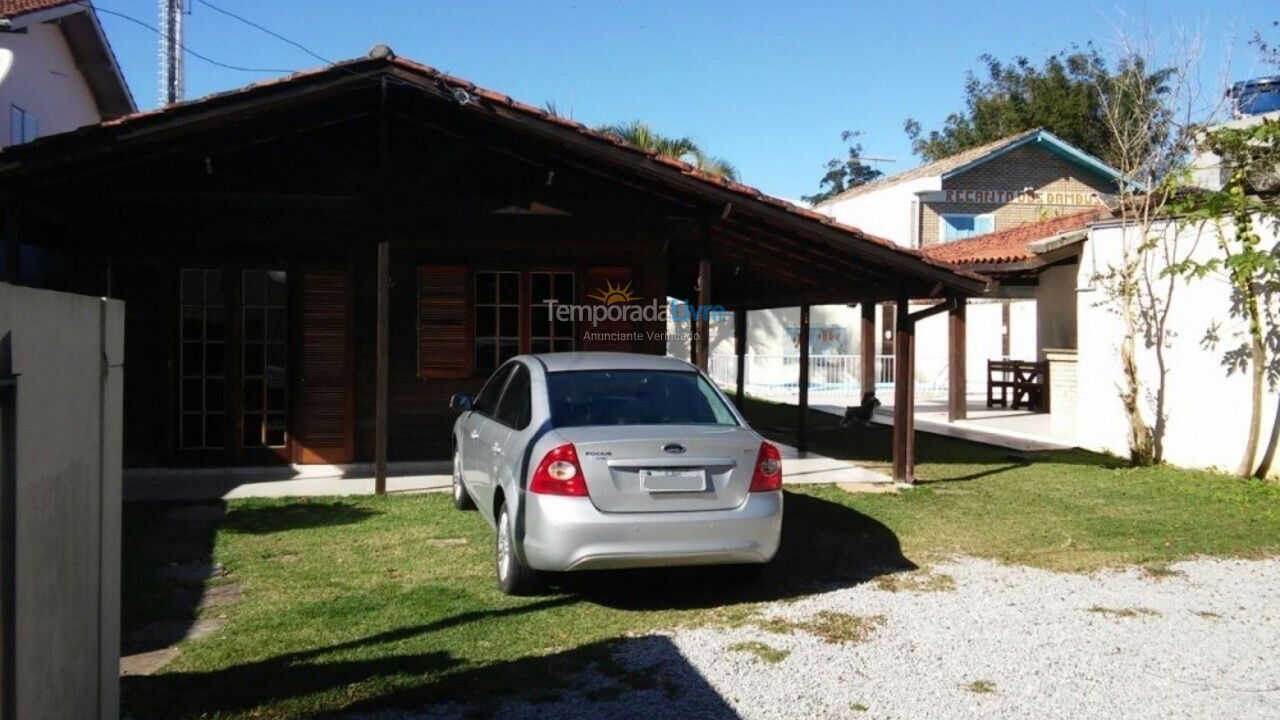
[1,51,991,291]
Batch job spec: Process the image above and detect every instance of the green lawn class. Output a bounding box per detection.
[121,397,1280,719]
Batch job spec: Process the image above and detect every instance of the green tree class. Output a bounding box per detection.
[1167,119,1280,478]
[904,47,1173,168]
[597,120,739,181]
[802,130,884,205]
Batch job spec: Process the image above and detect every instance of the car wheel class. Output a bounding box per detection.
[496,502,540,596]
[452,447,475,510]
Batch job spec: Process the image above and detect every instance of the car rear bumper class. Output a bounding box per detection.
[520,491,782,571]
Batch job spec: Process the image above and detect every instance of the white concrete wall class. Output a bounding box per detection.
[0,22,102,146]
[1076,219,1280,473]
[816,176,939,247]
[0,283,122,719]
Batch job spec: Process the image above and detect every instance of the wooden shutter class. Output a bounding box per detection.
[580,266,637,352]
[294,269,354,464]
[418,265,473,378]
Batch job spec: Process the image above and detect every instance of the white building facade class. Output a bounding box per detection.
[0,0,133,148]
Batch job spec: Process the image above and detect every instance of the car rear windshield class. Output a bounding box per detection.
[546,369,739,428]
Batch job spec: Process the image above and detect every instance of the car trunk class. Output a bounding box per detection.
[555,425,761,513]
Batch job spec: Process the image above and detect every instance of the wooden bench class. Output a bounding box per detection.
[987,359,1050,411]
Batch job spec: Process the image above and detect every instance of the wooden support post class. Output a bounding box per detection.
[374,240,389,495]
[797,303,811,454]
[695,259,711,371]
[948,297,967,422]
[373,76,390,495]
[861,301,876,397]
[892,291,915,484]
[734,306,746,409]
[688,310,698,367]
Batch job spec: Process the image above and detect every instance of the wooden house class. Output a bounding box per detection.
[0,48,988,483]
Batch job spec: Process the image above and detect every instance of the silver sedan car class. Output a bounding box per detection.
[449,352,783,595]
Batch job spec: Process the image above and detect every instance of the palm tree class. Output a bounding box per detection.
[597,120,739,181]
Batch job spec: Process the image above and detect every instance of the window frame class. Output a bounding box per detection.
[178,268,228,450]
[528,270,576,355]
[938,213,995,244]
[471,267,576,376]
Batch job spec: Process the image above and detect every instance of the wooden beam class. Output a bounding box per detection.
[949,298,967,422]
[695,258,711,371]
[861,302,876,398]
[374,76,390,496]
[734,305,746,410]
[797,304,811,454]
[892,291,916,484]
[374,240,389,494]
[908,297,958,323]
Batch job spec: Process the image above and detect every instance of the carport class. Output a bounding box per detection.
[0,47,989,485]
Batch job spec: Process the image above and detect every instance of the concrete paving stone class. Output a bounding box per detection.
[197,583,244,609]
[120,647,180,677]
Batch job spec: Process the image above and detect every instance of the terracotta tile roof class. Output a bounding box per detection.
[922,208,1108,266]
[0,52,991,291]
[0,0,76,17]
[815,129,1043,206]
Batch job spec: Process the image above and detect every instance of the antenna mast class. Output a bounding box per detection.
[159,0,185,105]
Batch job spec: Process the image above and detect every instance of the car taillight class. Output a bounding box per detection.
[749,441,783,492]
[529,443,589,496]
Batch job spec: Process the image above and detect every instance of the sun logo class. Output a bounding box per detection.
[588,279,641,305]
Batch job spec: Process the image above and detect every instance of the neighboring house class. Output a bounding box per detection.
[814,128,1125,249]
[0,48,984,484]
[917,200,1280,475]
[0,0,133,147]
[706,130,1121,396]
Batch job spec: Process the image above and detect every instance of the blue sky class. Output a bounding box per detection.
[97,0,1275,200]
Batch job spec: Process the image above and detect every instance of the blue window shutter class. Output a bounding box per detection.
[975,215,994,234]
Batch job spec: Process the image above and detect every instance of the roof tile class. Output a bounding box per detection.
[921,208,1107,265]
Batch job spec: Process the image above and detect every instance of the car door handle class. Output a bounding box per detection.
[492,443,503,455]
[469,430,480,440]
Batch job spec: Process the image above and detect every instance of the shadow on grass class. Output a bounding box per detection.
[330,635,741,720]
[123,500,381,656]
[122,595,578,719]
[220,500,381,534]
[740,396,1127,484]
[556,490,915,611]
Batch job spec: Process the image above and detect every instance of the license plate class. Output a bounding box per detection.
[639,468,707,492]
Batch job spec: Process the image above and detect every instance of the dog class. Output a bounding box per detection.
[840,392,882,427]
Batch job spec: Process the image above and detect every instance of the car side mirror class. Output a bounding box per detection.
[449,392,472,412]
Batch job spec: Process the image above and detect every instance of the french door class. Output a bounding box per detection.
[178,268,291,463]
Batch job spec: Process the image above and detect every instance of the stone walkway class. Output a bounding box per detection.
[120,503,243,677]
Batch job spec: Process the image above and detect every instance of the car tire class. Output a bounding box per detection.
[496,502,540,596]
[452,447,475,511]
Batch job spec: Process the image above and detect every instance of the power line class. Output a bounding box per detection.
[193,0,334,67]
[81,2,294,75]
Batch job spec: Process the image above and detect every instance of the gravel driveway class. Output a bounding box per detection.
[362,557,1280,719]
